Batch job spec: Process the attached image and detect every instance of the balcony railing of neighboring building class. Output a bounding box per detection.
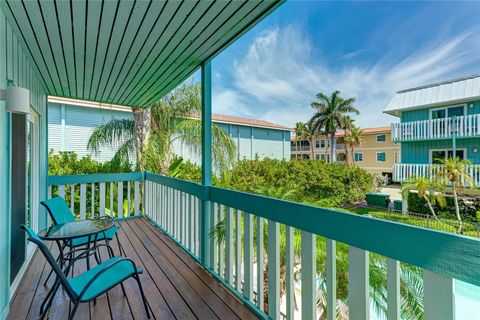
[391,114,480,142]
[393,163,480,187]
[291,145,311,152]
[43,171,480,319]
[335,143,346,150]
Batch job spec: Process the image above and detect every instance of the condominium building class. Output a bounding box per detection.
[385,74,480,185]
[291,126,400,178]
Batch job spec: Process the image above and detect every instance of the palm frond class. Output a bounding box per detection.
[87,119,135,155]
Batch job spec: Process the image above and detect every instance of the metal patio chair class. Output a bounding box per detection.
[20,224,150,320]
[41,196,124,284]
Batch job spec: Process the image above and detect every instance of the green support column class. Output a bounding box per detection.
[201,61,212,268]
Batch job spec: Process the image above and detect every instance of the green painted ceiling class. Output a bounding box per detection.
[1,0,283,107]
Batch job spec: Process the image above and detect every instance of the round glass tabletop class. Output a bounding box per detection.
[38,218,114,241]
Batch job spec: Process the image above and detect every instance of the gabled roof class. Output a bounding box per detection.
[384,74,480,115]
[1,1,284,107]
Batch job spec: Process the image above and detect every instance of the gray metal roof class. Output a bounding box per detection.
[384,74,480,115]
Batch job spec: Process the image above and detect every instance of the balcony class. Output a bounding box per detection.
[391,114,480,142]
[291,145,311,152]
[393,163,480,186]
[11,172,480,319]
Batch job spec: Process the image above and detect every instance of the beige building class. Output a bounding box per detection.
[291,126,400,178]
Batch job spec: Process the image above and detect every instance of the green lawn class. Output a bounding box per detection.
[348,207,479,238]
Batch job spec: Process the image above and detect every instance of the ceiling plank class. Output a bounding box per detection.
[115,0,198,104]
[126,0,231,106]
[82,0,102,99]
[101,0,167,103]
[39,0,70,97]
[56,0,77,98]
[72,0,87,99]
[93,0,137,102]
[98,0,152,103]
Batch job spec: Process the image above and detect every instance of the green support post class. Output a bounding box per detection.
[201,61,212,268]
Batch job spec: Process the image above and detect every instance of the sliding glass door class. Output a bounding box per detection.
[26,111,39,256]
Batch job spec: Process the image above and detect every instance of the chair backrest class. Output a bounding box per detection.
[20,225,77,298]
[41,196,76,224]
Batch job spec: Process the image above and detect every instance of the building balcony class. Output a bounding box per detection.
[291,145,311,152]
[10,172,480,319]
[393,163,480,186]
[391,114,480,142]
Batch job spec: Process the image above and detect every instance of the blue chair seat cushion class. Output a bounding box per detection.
[69,256,142,301]
[68,226,119,247]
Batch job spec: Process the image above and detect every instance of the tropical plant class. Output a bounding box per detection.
[402,176,446,220]
[87,83,236,173]
[434,157,476,224]
[296,120,318,160]
[344,125,363,164]
[310,90,359,163]
[293,121,306,157]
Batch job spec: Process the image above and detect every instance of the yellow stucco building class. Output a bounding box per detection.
[291,126,400,179]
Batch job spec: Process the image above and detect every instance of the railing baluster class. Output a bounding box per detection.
[80,184,86,220]
[110,182,114,217]
[326,239,336,320]
[387,258,400,320]
[127,181,131,217]
[348,246,369,319]
[226,206,234,284]
[267,220,280,319]
[424,270,455,320]
[235,209,242,291]
[58,184,65,199]
[99,182,105,217]
[91,183,95,218]
[285,226,293,318]
[302,231,316,319]
[244,212,253,300]
[70,184,75,212]
[218,205,225,278]
[134,181,140,216]
[117,181,123,218]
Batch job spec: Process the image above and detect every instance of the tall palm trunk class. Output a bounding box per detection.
[451,182,462,222]
[423,195,438,220]
[132,107,151,170]
[330,132,336,163]
[309,137,315,160]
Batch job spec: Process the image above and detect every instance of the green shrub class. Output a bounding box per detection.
[48,150,132,175]
[407,192,480,222]
[220,158,374,205]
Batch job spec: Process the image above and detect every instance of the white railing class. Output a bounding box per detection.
[144,172,480,320]
[393,163,480,186]
[47,172,143,219]
[391,114,480,141]
[335,143,345,150]
[291,145,310,152]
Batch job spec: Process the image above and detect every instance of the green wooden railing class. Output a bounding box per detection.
[48,172,480,319]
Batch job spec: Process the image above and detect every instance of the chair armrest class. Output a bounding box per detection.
[76,258,139,300]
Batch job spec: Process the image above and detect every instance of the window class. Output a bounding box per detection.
[430,105,465,119]
[376,152,386,162]
[320,140,325,148]
[315,154,320,160]
[431,149,465,164]
[354,153,363,162]
[394,152,399,163]
[376,134,386,142]
[315,140,320,148]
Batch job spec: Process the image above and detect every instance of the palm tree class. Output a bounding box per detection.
[88,83,235,173]
[434,157,476,224]
[293,122,306,159]
[310,90,359,163]
[344,126,363,164]
[297,120,317,160]
[340,115,354,163]
[402,176,446,220]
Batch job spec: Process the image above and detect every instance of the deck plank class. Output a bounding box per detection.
[8,217,259,320]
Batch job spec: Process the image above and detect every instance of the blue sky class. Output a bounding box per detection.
[203,1,480,128]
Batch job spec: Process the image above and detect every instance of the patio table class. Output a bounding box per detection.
[37,218,115,317]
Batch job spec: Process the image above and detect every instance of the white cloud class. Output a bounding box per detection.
[213,24,479,129]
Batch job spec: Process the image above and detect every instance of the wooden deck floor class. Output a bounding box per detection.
[9,217,258,320]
